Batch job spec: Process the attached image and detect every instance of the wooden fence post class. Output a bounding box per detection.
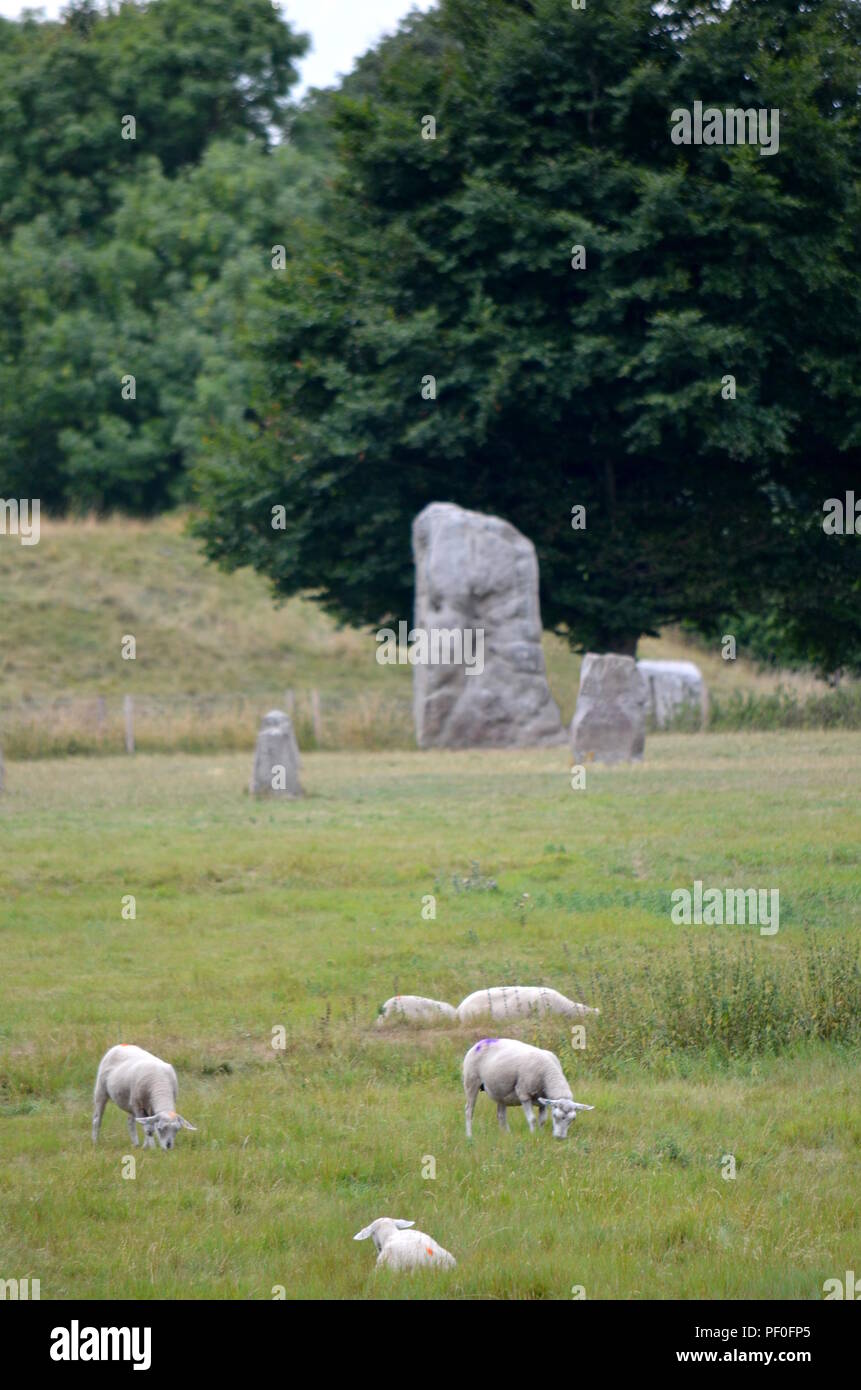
[124,694,135,754]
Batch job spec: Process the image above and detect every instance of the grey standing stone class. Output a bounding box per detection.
[637,659,706,729]
[571,653,648,763]
[411,502,565,748]
[250,710,303,797]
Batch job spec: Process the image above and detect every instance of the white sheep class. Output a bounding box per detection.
[92,1044,196,1151]
[375,995,458,1027]
[457,985,599,1025]
[353,1218,456,1270]
[463,1037,593,1139]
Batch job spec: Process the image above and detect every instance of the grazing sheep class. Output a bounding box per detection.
[463,1037,593,1139]
[92,1044,196,1151]
[457,985,599,1025]
[375,995,458,1028]
[354,1218,456,1270]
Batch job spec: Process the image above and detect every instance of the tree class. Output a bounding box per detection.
[192,0,860,671]
[0,0,308,236]
[0,0,312,511]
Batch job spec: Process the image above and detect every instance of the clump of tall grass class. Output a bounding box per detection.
[294,691,413,752]
[707,684,861,731]
[586,935,859,1062]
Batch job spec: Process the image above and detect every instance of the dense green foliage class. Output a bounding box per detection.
[0,0,311,510]
[193,0,861,668]
[2,1,859,670]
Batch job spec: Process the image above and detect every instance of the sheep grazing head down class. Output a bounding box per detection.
[135,1110,196,1151]
[539,1097,594,1140]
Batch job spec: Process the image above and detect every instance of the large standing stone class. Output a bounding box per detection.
[250,710,303,797]
[570,653,648,763]
[411,502,565,748]
[637,659,706,729]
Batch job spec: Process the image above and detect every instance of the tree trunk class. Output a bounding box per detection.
[592,632,640,658]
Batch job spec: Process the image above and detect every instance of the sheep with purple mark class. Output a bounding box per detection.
[462,1036,593,1139]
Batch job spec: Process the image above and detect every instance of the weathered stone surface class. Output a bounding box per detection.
[250,709,303,797]
[411,502,565,748]
[570,653,648,763]
[637,659,706,729]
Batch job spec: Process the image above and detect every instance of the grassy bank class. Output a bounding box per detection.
[3,514,857,758]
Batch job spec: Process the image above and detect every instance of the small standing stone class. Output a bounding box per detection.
[571,653,648,763]
[250,710,303,798]
[637,659,706,729]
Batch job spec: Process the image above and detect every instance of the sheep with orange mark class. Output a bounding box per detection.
[353,1218,456,1271]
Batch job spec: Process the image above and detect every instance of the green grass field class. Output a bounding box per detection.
[1,732,858,1299]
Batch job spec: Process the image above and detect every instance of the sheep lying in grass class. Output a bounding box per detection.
[463,1037,593,1139]
[354,1218,456,1270]
[457,985,599,1025]
[92,1044,196,1151]
[375,995,458,1027]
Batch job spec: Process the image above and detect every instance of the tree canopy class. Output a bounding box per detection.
[0,0,311,510]
[192,0,860,670]
[1,0,858,672]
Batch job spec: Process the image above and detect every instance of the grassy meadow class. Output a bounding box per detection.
[1,733,858,1299]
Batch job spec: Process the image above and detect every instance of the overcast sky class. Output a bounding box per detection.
[0,1,438,95]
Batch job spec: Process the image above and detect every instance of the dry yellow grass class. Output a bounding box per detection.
[1,513,849,754]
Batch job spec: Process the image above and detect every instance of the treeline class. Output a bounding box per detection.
[1,0,859,675]
[0,0,319,510]
[190,0,861,671]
